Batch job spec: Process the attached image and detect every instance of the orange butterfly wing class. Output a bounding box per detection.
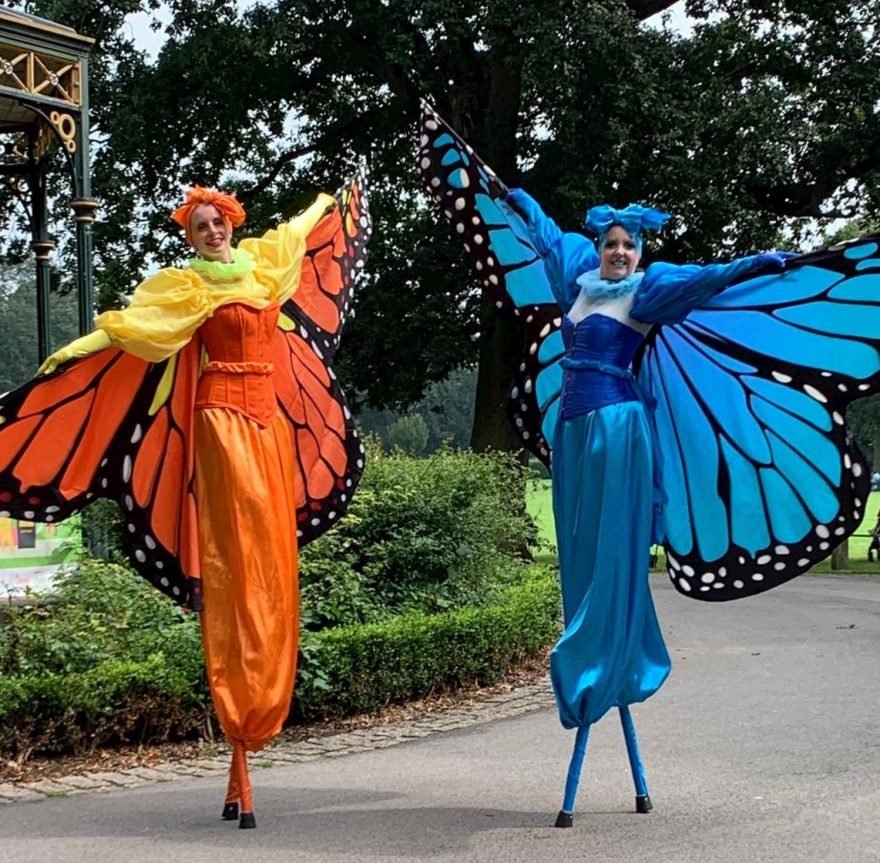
[0,343,201,608]
[271,319,363,544]
[274,171,371,543]
[289,171,370,350]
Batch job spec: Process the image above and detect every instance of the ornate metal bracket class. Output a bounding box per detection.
[30,238,55,261]
[70,196,98,223]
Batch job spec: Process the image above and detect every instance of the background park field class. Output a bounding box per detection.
[526,480,880,574]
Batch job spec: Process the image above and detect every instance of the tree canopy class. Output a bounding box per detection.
[2,0,879,449]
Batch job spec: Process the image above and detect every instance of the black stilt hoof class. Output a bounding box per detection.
[555,810,574,828]
[221,802,239,821]
[239,812,257,829]
[635,794,653,814]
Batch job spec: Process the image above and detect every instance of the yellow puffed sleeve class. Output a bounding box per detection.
[238,192,336,303]
[95,267,210,363]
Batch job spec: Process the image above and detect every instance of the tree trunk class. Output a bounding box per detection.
[830,540,850,571]
[470,297,526,455]
[464,42,525,454]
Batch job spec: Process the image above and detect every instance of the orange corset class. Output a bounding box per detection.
[195,302,280,427]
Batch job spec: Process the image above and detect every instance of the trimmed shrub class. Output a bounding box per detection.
[0,560,207,760]
[0,558,203,678]
[293,569,559,720]
[0,654,208,760]
[0,567,559,760]
[299,445,538,627]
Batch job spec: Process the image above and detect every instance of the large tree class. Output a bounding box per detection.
[3,0,879,451]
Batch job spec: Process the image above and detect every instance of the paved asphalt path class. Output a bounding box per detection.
[0,574,878,863]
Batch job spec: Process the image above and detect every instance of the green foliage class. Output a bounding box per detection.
[847,396,880,467]
[824,217,880,246]
[294,568,559,720]
[0,655,208,760]
[358,366,477,453]
[79,499,126,561]
[0,559,557,760]
[527,457,550,480]
[297,527,381,632]
[0,560,208,760]
[0,558,203,677]
[0,447,548,761]
[299,446,537,627]
[384,413,430,455]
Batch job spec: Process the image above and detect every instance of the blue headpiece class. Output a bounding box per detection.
[584,203,670,251]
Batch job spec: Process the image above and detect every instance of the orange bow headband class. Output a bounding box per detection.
[171,186,247,243]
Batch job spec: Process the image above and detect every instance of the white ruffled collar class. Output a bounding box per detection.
[575,267,644,300]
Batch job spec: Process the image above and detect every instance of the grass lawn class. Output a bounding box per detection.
[0,556,57,570]
[526,479,880,574]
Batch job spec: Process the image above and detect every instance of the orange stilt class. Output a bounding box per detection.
[234,742,255,829]
[221,747,241,820]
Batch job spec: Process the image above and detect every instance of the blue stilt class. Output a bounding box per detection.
[555,725,590,827]
[619,706,653,813]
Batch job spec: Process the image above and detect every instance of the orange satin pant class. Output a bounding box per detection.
[194,406,299,751]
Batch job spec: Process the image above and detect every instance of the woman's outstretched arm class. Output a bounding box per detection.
[505,188,600,310]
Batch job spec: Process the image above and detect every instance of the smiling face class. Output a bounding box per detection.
[599,224,640,280]
[189,203,233,262]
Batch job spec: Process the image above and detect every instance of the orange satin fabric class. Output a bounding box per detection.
[194,302,299,751]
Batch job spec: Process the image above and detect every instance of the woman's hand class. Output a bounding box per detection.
[753,251,797,271]
[37,329,112,375]
[488,175,510,200]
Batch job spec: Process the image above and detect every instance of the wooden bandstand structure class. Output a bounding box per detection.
[0,9,95,359]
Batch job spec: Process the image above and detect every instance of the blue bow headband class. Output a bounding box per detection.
[584,204,670,242]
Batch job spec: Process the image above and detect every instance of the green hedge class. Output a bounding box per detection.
[0,569,559,761]
[0,654,208,760]
[0,447,554,761]
[294,568,559,720]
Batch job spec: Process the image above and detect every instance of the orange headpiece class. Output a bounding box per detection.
[171,186,247,244]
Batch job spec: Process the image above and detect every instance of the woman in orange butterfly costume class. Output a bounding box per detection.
[0,180,370,829]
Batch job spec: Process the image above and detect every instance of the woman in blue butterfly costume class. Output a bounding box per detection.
[506,189,788,821]
[419,103,880,827]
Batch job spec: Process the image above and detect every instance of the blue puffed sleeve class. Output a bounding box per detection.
[631,254,764,324]
[506,188,599,310]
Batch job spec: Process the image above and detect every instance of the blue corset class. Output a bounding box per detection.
[560,314,645,419]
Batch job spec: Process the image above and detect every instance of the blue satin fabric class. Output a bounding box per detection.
[506,189,769,729]
[550,315,671,729]
[559,314,642,418]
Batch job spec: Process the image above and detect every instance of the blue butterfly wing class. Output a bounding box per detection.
[418,103,562,464]
[639,238,880,601]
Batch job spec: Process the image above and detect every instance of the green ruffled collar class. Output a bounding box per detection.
[188,247,255,281]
